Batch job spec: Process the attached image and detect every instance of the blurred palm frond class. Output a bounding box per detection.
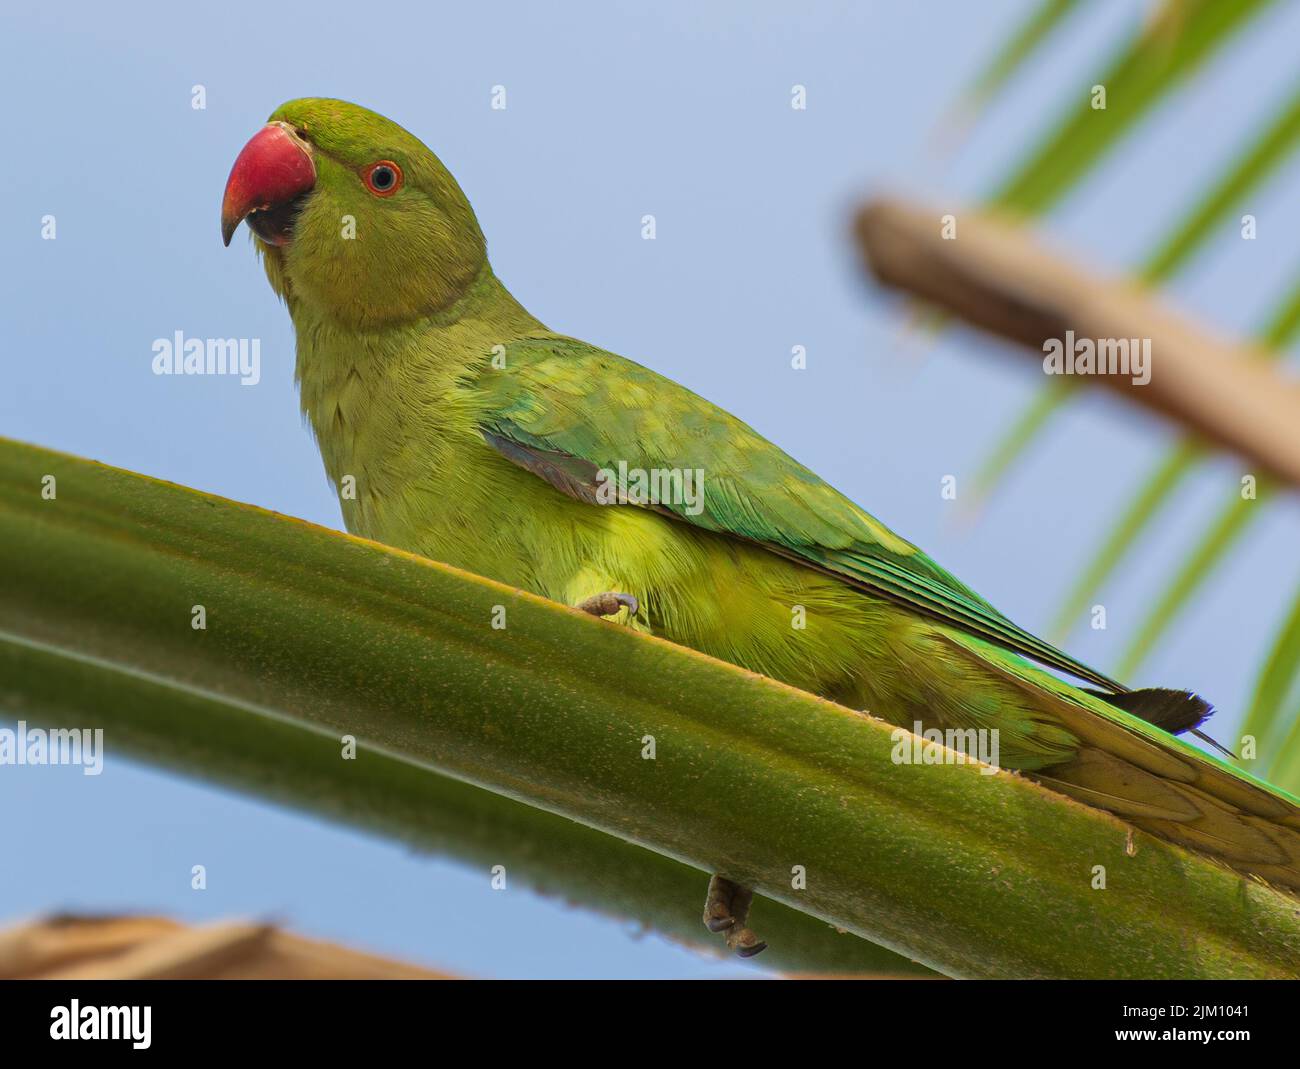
[937,0,1300,787]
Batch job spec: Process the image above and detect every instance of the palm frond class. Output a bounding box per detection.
[991,0,1274,214]
[1055,268,1300,653]
[976,11,1294,501]
[1050,440,1204,642]
[1116,477,1273,678]
[964,0,1084,111]
[1246,590,1300,790]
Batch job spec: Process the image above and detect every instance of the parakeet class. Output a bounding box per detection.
[222,98,1300,956]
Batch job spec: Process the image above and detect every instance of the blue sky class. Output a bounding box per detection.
[3,0,1300,978]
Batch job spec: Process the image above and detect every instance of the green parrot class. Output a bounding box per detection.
[222,98,1300,957]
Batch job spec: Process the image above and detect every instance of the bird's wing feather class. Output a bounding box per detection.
[931,631,1300,891]
[476,336,1300,891]
[476,336,1120,689]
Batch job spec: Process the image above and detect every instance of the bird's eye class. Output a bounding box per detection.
[363,160,403,197]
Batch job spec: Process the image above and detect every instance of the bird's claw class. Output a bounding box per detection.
[576,591,639,618]
[731,930,768,958]
[703,874,766,958]
[705,911,735,934]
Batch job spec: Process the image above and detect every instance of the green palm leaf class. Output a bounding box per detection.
[1141,78,1300,281]
[1050,439,1204,642]
[973,380,1074,505]
[964,0,1083,110]
[1055,270,1300,653]
[1247,591,1300,790]
[5,436,1300,978]
[975,17,1296,502]
[1115,477,1273,678]
[992,0,1274,214]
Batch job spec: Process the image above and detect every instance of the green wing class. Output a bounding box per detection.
[477,336,1121,690]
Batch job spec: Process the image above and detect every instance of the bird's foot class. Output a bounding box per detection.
[703,874,767,958]
[576,591,639,619]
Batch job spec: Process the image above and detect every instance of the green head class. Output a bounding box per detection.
[221,98,486,329]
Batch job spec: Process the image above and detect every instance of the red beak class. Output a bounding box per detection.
[221,121,316,247]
